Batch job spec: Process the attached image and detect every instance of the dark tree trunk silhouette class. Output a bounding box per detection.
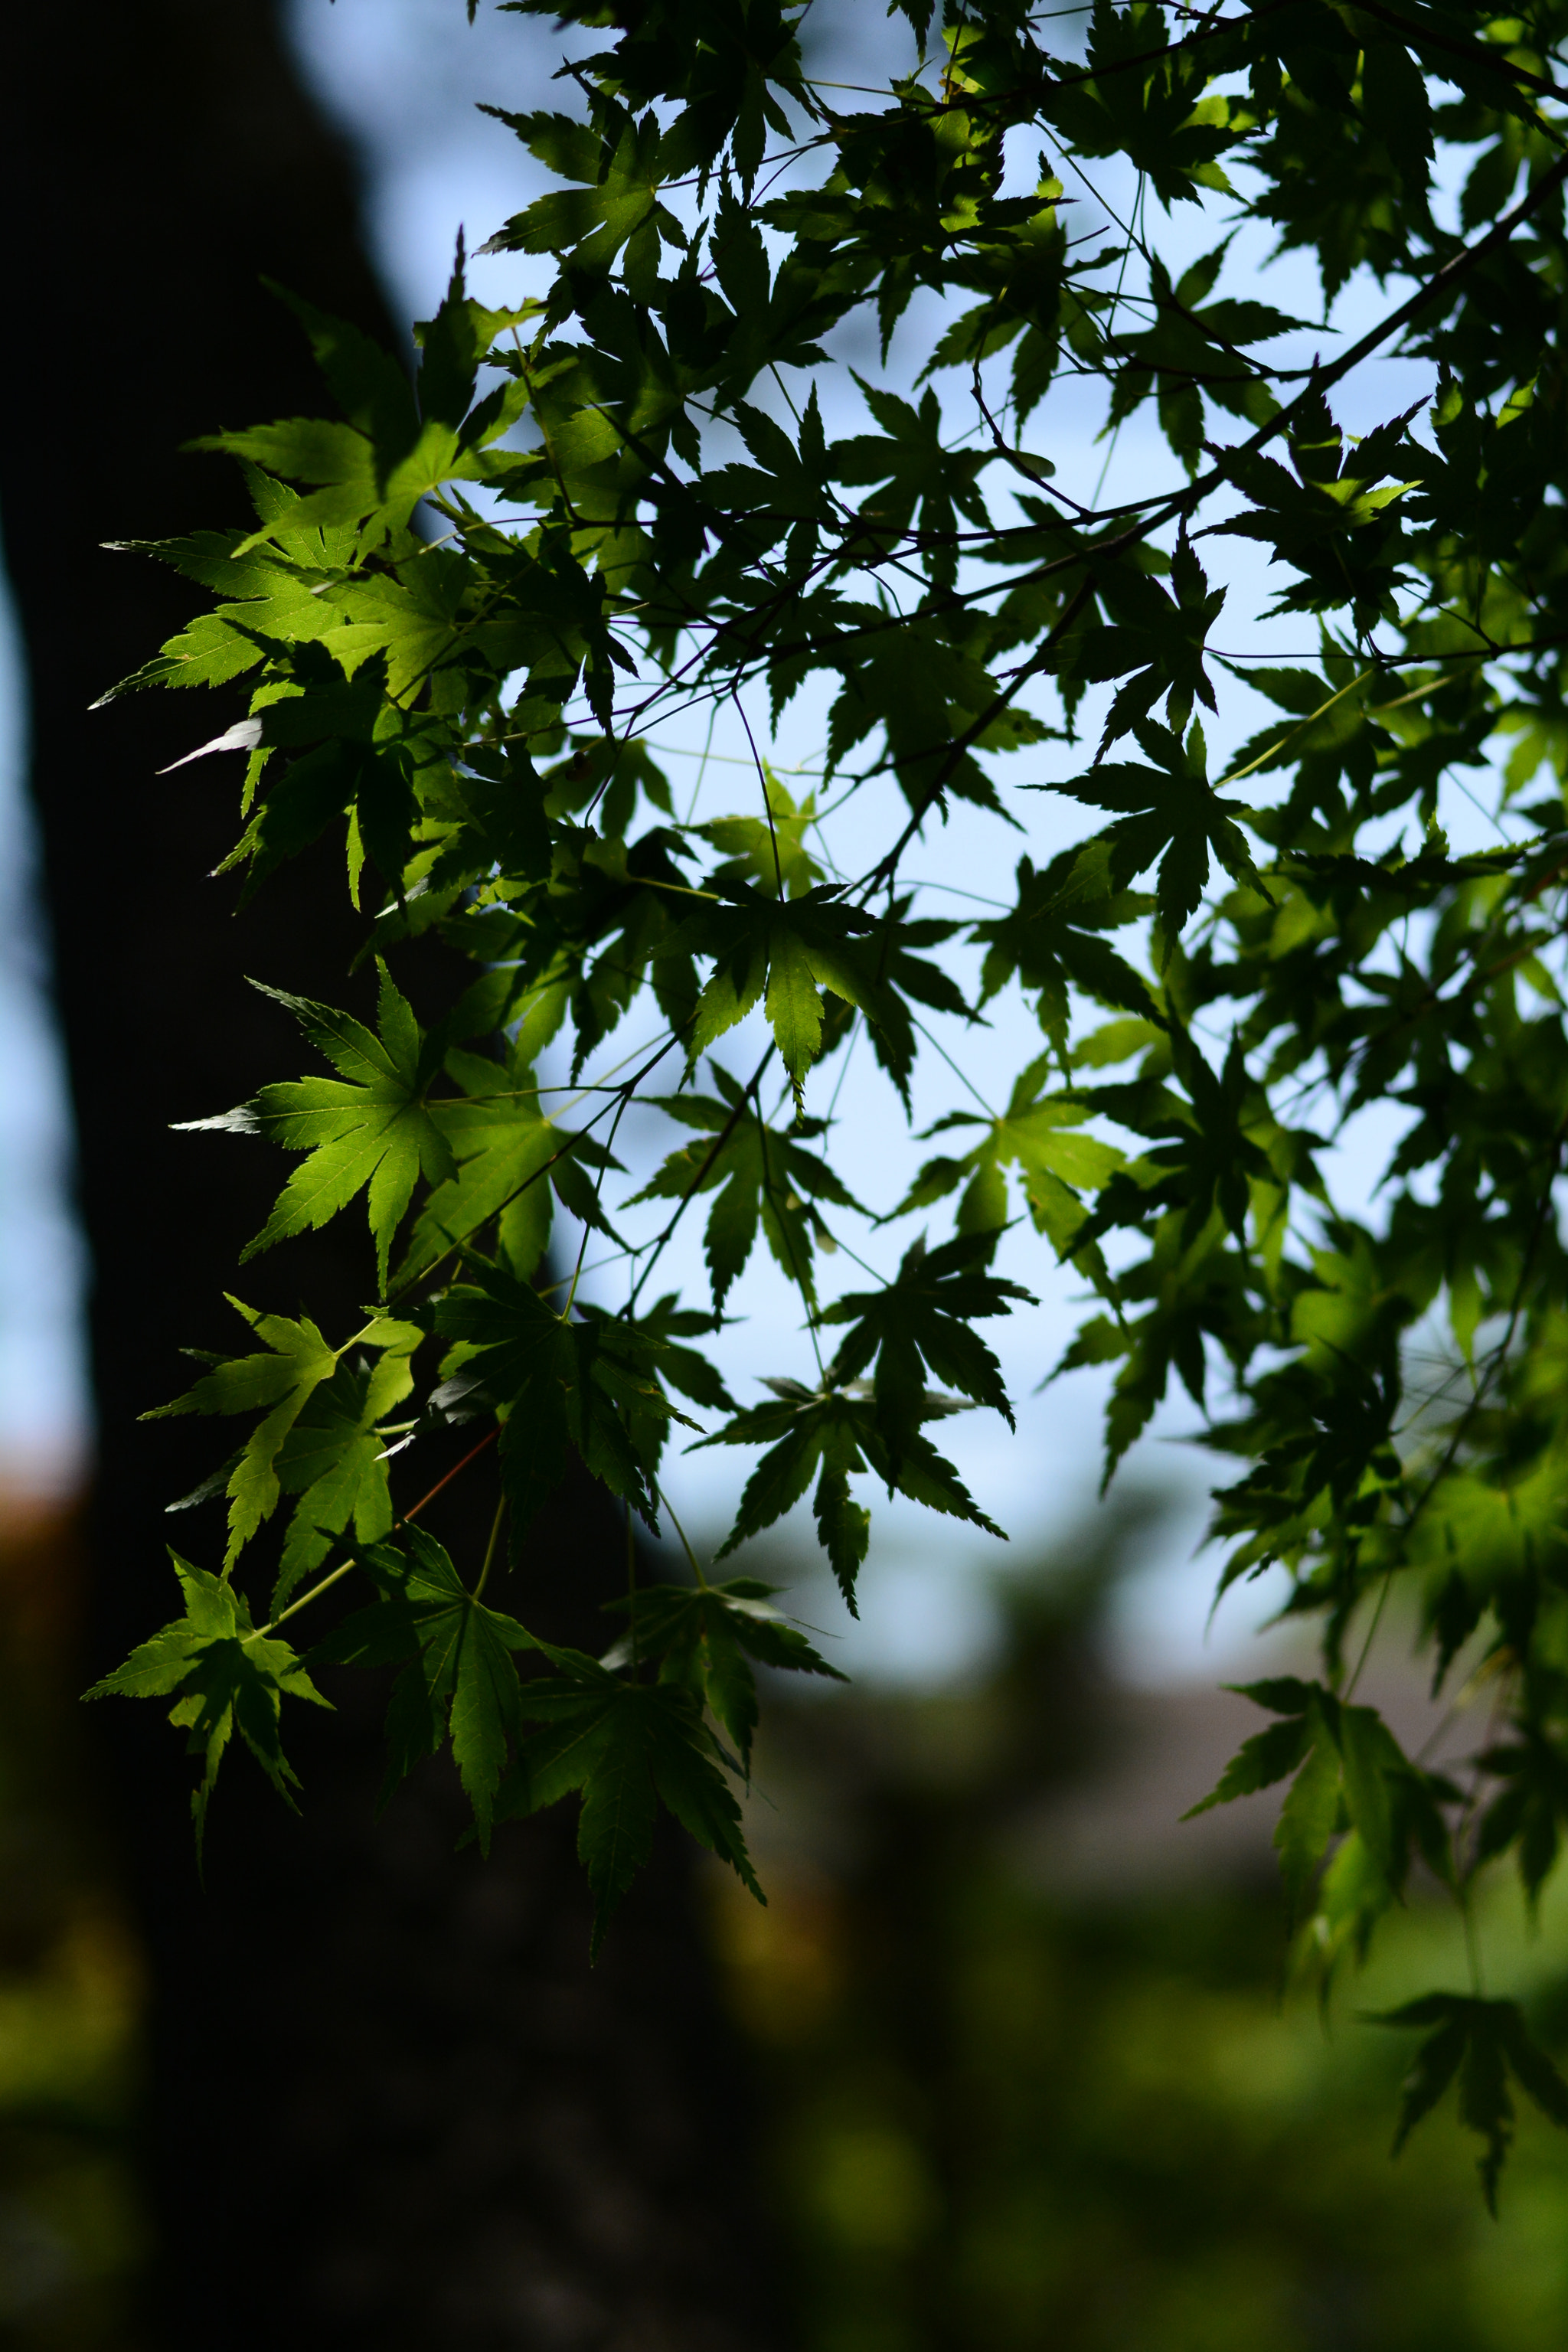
[0,6,783,2344]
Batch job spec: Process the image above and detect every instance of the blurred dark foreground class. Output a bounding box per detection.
[2,1488,1568,2351]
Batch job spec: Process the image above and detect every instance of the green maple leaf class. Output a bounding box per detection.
[186,965,458,1292]
[602,1578,847,1769]
[1190,1679,1450,1928]
[197,264,524,547]
[479,109,688,273]
[694,769,825,900]
[393,1042,562,1289]
[103,504,365,702]
[1040,1,1236,206]
[697,1377,1004,1612]
[629,1295,737,1416]
[832,376,990,586]
[626,1066,863,1309]
[430,1258,704,1540]
[268,1330,422,1609]
[1045,719,1266,962]
[973,851,1164,1062]
[85,1553,329,1857]
[324,554,474,710]
[820,1230,1034,1461]
[148,1302,422,1576]
[148,1296,336,1563]
[410,250,537,444]
[310,1529,539,1847]
[191,417,381,544]
[97,462,397,704]
[210,645,422,897]
[671,883,875,1102]
[1181,1707,1312,1818]
[495,1666,762,1955]
[1073,1019,1275,1254]
[697,389,835,559]
[843,907,975,1109]
[1374,1995,1568,2213]
[893,1053,1126,1253]
[823,613,1011,820]
[1475,1730,1568,1907]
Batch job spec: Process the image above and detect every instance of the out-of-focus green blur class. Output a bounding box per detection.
[5,1486,1568,2348]
[0,1493,144,2348]
[707,1507,1568,2352]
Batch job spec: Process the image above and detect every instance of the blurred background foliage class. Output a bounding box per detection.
[0,1501,142,2347]
[697,1502,1568,2352]
[5,1491,1568,2344]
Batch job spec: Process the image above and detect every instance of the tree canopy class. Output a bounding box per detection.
[89,0,1568,2197]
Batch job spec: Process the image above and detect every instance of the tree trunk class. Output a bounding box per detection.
[0,6,784,2344]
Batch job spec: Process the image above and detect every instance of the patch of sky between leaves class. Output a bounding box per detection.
[0,534,91,1493]
[265,2,1552,1684]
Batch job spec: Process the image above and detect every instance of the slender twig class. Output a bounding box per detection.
[401,1427,501,1528]
[622,1044,776,1317]
[472,1494,507,1603]
[657,1484,710,1590]
[252,1426,501,1641]
[857,576,1096,898]
[733,689,786,896]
